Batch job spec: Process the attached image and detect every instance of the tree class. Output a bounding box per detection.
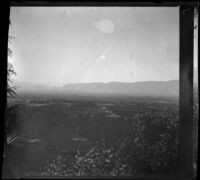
[2,33,18,179]
[7,36,17,98]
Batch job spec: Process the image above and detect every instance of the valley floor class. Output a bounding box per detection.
[3,95,196,178]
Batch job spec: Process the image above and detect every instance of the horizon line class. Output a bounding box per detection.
[13,79,179,87]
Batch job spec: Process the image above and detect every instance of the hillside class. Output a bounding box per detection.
[13,80,180,97]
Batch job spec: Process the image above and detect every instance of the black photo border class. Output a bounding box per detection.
[0,1,199,180]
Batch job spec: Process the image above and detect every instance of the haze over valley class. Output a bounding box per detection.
[13,80,180,97]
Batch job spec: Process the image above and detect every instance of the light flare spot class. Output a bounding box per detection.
[94,20,115,34]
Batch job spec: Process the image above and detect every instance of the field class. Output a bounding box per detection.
[3,95,182,177]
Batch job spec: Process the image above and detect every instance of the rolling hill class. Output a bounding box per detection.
[13,80,180,97]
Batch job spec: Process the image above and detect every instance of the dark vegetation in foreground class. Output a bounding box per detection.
[3,94,197,178]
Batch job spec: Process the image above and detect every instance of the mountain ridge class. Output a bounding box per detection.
[13,80,180,97]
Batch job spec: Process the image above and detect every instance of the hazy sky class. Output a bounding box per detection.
[9,7,180,86]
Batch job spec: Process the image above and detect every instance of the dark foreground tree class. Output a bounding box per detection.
[7,62,17,98]
[7,36,17,98]
[2,35,20,178]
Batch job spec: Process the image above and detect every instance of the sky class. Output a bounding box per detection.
[9,7,180,86]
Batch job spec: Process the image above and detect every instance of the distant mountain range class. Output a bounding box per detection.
[13,80,182,97]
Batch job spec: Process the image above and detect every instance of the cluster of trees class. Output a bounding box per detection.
[26,109,180,177]
[70,110,180,176]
